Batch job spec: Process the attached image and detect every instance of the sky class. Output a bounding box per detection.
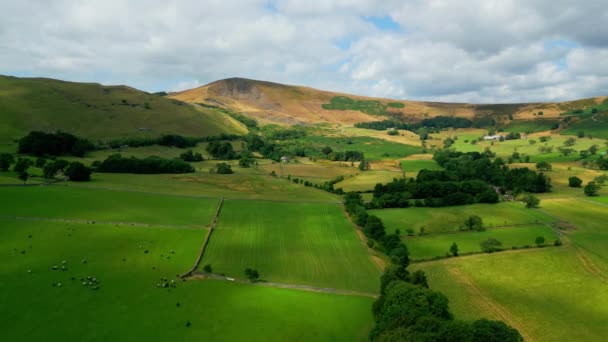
[1,0,607,103]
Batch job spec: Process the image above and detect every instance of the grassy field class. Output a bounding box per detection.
[0,186,219,227]
[405,225,557,260]
[337,171,402,192]
[0,76,247,148]
[67,172,340,203]
[400,157,443,173]
[0,219,374,341]
[201,200,381,292]
[414,247,608,341]
[370,202,555,235]
[300,135,420,160]
[503,119,559,133]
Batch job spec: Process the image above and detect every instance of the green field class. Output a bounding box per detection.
[60,171,341,203]
[414,247,608,342]
[400,158,443,173]
[0,186,219,227]
[370,202,555,235]
[201,200,381,292]
[0,219,374,341]
[300,135,420,160]
[503,119,559,133]
[338,171,402,192]
[405,225,557,260]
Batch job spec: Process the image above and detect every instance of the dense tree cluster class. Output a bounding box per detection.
[18,131,95,157]
[64,162,93,181]
[368,150,550,209]
[95,154,194,174]
[179,150,204,162]
[107,133,241,149]
[371,269,523,341]
[327,150,364,162]
[354,116,473,131]
[206,141,237,159]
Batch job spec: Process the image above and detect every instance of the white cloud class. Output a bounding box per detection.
[0,0,607,102]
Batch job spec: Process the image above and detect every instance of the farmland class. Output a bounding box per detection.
[405,225,557,260]
[0,218,374,341]
[370,202,555,235]
[201,200,381,292]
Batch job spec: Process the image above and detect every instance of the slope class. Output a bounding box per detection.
[0,75,247,147]
[170,77,607,128]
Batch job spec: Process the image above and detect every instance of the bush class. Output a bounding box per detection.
[215,162,233,174]
[584,181,600,196]
[64,162,92,181]
[568,176,583,188]
[18,131,94,157]
[480,238,502,253]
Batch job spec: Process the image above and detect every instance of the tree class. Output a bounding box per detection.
[471,319,523,342]
[17,171,29,184]
[522,194,540,208]
[35,157,47,168]
[577,131,585,138]
[564,137,576,146]
[244,268,259,282]
[321,146,333,155]
[0,153,14,171]
[64,162,92,181]
[480,238,502,253]
[584,181,600,196]
[535,236,545,246]
[568,176,583,188]
[179,150,203,162]
[588,144,599,155]
[450,242,459,256]
[463,215,484,231]
[535,161,552,171]
[202,264,212,273]
[13,158,32,173]
[364,215,386,240]
[215,162,233,174]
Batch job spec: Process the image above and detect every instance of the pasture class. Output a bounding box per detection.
[201,200,381,292]
[299,135,420,160]
[0,186,219,227]
[0,218,374,341]
[337,171,402,192]
[405,225,557,260]
[414,247,608,342]
[370,202,555,235]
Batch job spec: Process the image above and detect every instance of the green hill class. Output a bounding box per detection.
[0,76,247,150]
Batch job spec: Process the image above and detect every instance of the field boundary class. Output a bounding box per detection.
[181,197,224,278]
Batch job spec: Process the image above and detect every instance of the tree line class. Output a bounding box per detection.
[18,131,95,157]
[94,154,194,174]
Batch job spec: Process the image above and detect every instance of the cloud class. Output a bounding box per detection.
[0,0,607,102]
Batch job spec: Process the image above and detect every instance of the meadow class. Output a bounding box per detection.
[0,186,219,227]
[405,225,557,260]
[299,135,420,160]
[370,202,555,235]
[201,200,381,292]
[0,218,374,341]
[337,170,402,192]
[414,247,608,342]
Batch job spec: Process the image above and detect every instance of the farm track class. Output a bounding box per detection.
[447,267,536,342]
[574,247,608,283]
[192,273,379,298]
[0,215,206,229]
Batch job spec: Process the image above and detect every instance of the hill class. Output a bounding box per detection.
[0,76,247,148]
[170,77,607,127]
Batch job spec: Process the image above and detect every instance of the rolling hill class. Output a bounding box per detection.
[170,77,607,128]
[0,75,247,148]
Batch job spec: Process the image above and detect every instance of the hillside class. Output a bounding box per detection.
[170,77,607,127]
[0,76,247,147]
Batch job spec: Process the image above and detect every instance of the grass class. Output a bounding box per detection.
[322,96,387,116]
[0,75,246,148]
[405,225,557,260]
[337,171,402,192]
[201,200,381,292]
[300,135,420,160]
[0,219,374,341]
[400,158,443,173]
[0,186,219,226]
[562,113,608,139]
[502,119,558,133]
[370,202,555,235]
[67,171,340,203]
[414,247,608,341]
